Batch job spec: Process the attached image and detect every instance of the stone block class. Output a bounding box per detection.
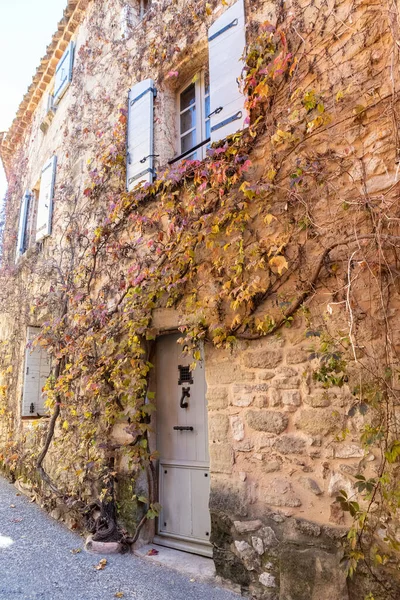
[231,383,268,407]
[281,390,301,406]
[259,526,279,548]
[264,460,282,473]
[262,478,302,508]
[259,370,275,380]
[207,363,254,385]
[243,350,283,369]
[274,376,301,389]
[273,435,306,455]
[299,476,323,495]
[252,536,264,555]
[230,415,244,441]
[259,572,276,587]
[286,346,309,364]
[234,540,260,570]
[209,414,229,443]
[333,443,364,458]
[206,386,228,409]
[246,410,288,434]
[304,390,331,407]
[209,443,234,473]
[295,408,342,435]
[268,387,281,407]
[234,519,263,534]
[328,472,355,497]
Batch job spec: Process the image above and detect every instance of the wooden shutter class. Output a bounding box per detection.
[36,156,57,243]
[126,79,156,191]
[21,328,51,417]
[54,42,74,106]
[16,191,30,259]
[208,0,247,143]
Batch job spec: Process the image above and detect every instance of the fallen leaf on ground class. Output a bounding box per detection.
[70,548,82,554]
[94,558,107,570]
[147,548,159,556]
[115,593,125,598]
[9,504,15,508]
[11,518,23,523]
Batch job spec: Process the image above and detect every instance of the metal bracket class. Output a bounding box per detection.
[140,154,159,164]
[128,167,155,186]
[207,106,223,119]
[130,85,157,106]
[208,18,238,42]
[211,111,242,133]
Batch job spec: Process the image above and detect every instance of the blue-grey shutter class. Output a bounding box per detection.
[36,156,57,242]
[16,190,30,259]
[54,42,74,106]
[208,0,247,142]
[21,327,51,417]
[126,79,156,191]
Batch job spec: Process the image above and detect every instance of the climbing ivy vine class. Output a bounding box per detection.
[0,1,399,595]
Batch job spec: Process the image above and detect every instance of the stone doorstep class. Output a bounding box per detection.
[134,544,242,594]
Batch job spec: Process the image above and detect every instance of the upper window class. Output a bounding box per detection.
[54,41,75,106]
[178,71,210,161]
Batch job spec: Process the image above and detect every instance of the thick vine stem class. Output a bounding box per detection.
[237,234,400,340]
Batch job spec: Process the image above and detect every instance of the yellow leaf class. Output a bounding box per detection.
[205,2,212,14]
[269,255,288,275]
[6,366,12,374]
[264,214,276,225]
[115,594,125,598]
[62,420,69,431]
[266,168,276,181]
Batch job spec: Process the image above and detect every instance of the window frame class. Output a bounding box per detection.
[176,70,210,162]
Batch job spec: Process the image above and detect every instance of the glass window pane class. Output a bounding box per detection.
[180,83,196,111]
[205,95,210,119]
[205,119,210,139]
[181,130,196,154]
[180,106,196,134]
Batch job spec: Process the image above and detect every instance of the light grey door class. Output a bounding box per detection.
[155,334,211,556]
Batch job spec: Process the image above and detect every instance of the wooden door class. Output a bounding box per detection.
[155,334,211,556]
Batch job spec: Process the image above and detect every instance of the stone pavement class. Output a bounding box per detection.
[0,476,242,600]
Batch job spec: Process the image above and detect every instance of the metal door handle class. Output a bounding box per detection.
[173,426,194,431]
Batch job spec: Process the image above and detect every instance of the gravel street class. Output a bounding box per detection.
[0,476,241,600]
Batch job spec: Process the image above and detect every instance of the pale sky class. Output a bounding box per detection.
[0,0,67,200]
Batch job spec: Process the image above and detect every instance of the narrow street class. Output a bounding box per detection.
[0,477,241,600]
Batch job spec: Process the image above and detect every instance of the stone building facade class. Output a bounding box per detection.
[1,0,400,599]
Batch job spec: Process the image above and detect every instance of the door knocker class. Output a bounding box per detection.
[180,386,190,408]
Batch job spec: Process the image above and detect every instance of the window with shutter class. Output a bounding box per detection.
[208,0,247,143]
[36,156,57,243]
[126,79,156,191]
[15,191,31,261]
[21,327,51,418]
[54,41,75,106]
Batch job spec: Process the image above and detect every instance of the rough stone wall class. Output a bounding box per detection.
[0,0,400,598]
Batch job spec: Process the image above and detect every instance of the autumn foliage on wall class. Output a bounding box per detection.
[0,0,399,590]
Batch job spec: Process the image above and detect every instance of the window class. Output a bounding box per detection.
[54,41,75,106]
[21,327,51,418]
[178,72,210,161]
